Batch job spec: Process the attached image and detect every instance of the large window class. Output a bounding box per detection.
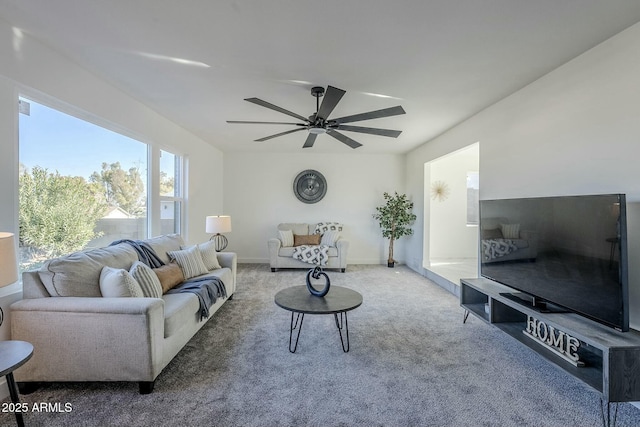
[18,97,183,272]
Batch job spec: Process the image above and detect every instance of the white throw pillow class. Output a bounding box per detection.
[168,245,209,279]
[100,266,143,298]
[501,223,520,239]
[196,240,222,270]
[279,229,294,247]
[129,261,163,298]
[320,230,340,246]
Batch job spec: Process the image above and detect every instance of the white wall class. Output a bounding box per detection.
[223,152,405,264]
[428,144,479,261]
[405,22,640,328]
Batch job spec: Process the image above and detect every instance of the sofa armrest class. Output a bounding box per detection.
[10,297,165,382]
[268,238,282,270]
[336,239,349,269]
[217,251,237,271]
[268,237,282,250]
[216,252,237,295]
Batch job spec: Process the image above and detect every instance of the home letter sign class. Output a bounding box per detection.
[523,315,584,367]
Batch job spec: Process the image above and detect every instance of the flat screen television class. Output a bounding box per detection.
[479,194,628,332]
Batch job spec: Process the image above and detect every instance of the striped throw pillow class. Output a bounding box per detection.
[168,245,208,279]
[321,230,340,246]
[501,223,520,239]
[279,229,294,247]
[129,261,162,298]
[196,240,222,270]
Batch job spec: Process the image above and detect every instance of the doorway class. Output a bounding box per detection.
[424,143,479,286]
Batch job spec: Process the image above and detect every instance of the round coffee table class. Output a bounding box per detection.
[274,285,362,353]
[0,340,34,427]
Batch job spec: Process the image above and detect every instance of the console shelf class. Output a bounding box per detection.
[461,278,640,412]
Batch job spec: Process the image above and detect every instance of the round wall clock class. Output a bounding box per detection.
[293,169,327,204]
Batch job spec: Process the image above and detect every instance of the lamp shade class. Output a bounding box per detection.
[206,216,232,234]
[0,232,18,288]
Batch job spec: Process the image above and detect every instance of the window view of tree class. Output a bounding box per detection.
[90,162,146,217]
[19,166,107,269]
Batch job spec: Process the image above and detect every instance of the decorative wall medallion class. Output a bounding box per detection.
[293,169,327,204]
[430,180,450,202]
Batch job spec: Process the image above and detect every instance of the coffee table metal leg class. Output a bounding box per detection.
[6,372,25,427]
[334,312,350,352]
[289,312,304,353]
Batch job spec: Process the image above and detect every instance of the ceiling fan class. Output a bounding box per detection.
[227,85,406,149]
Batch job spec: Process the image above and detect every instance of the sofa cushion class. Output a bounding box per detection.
[130,261,163,298]
[38,243,138,297]
[168,246,208,279]
[145,234,185,264]
[294,234,321,246]
[278,223,309,235]
[162,267,232,338]
[162,293,200,338]
[153,262,185,294]
[99,266,144,297]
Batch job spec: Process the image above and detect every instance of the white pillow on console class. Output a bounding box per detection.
[501,223,520,239]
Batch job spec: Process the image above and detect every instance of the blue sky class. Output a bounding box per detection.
[19,98,148,180]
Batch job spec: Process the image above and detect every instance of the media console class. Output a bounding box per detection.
[461,278,640,427]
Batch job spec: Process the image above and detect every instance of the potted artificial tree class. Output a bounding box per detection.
[373,192,417,267]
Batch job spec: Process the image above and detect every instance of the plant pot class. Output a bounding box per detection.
[387,261,395,268]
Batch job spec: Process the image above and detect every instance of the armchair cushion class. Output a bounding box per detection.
[501,223,520,239]
[279,229,294,247]
[294,234,321,246]
[321,230,341,246]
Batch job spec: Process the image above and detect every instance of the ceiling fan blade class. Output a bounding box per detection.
[316,86,346,120]
[327,130,363,149]
[331,105,406,124]
[255,127,306,142]
[303,133,318,148]
[227,120,305,125]
[244,98,308,122]
[335,125,402,138]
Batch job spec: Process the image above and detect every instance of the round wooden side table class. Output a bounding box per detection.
[0,340,34,427]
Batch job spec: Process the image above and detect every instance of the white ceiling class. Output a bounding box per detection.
[2,1,640,154]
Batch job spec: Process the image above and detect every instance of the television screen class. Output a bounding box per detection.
[479,194,628,331]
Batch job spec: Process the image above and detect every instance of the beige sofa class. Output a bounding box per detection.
[268,223,348,272]
[10,234,236,394]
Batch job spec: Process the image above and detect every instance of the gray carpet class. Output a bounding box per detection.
[2,264,640,427]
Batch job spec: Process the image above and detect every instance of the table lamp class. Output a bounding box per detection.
[0,232,18,327]
[205,216,232,251]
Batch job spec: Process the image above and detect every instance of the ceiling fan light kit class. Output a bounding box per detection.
[227,85,406,149]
